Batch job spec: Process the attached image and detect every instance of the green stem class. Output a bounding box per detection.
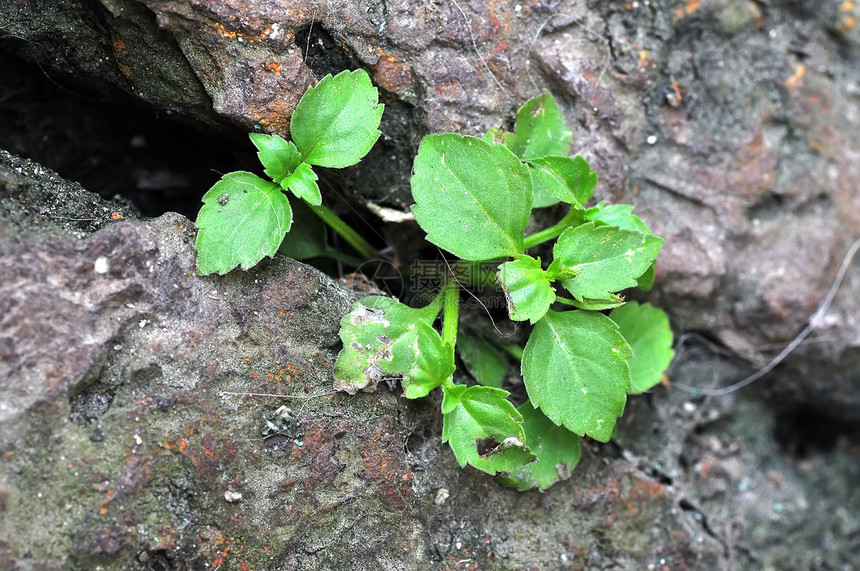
[441,280,460,350]
[308,203,380,261]
[522,208,583,250]
[420,286,447,319]
[499,342,524,362]
[554,295,579,307]
[439,281,460,393]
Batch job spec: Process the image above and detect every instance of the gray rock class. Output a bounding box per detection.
[2,0,860,566]
[2,0,857,417]
[0,151,723,568]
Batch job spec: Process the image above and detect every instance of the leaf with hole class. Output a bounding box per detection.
[411,134,532,260]
[333,297,451,397]
[195,171,292,275]
[552,222,663,301]
[609,302,674,394]
[248,133,302,186]
[522,309,632,441]
[504,91,572,160]
[497,401,582,491]
[290,69,383,168]
[441,384,535,475]
[497,255,555,324]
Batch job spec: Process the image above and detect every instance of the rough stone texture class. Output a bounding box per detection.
[2,0,858,419]
[2,152,858,567]
[0,151,727,568]
[2,0,860,567]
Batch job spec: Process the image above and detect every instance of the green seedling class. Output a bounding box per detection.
[194,69,383,274]
[333,90,674,490]
[192,71,674,491]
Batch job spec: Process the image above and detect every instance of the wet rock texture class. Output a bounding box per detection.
[1,0,859,568]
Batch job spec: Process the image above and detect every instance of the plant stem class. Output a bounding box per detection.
[497,342,524,362]
[308,203,380,261]
[554,295,579,306]
[441,280,460,351]
[522,208,583,250]
[439,281,460,394]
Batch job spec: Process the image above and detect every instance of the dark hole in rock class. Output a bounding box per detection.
[69,383,114,427]
[773,406,860,458]
[0,51,254,219]
[747,191,786,222]
[140,549,176,571]
[294,23,360,79]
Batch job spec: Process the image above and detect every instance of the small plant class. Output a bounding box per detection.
[193,72,674,491]
[333,92,673,490]
[194,69,383,275]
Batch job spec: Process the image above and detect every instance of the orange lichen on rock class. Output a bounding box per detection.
[373,47,414,94]
[785,64,806,89]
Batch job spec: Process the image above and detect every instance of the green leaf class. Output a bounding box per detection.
[527,163,561,208]
[636,264,656,291]
[497,256,555,324]
[584,202,657,290]
[283,162,322,206]
[483,125,506,146]
[333,297,452,397]
[410,133,532,260]
[566,295,626,311]
[584,201,652,234]
[277,195,329,260]
[528,155,596,207]
[457,331,508,388]
[609,302,674,394]
[397,322,454,399]
[290,69,383,168]
[441,384,535,475]
[504,91,573,160]
[195,171,292,275]
[497,402,581,491]
[248,133,302,185]
[522,309,633,442]
[553,222,663,301]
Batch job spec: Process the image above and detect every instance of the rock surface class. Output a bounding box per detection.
[2,0,858,418]
[0,150,727,568]
[1,0,859,567]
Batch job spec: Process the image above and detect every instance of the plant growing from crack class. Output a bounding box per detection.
[194,70,674,491]
[194,69,383,275]
[332,92,674,490]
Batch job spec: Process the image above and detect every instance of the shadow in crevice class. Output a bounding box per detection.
[773,405,860,458]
